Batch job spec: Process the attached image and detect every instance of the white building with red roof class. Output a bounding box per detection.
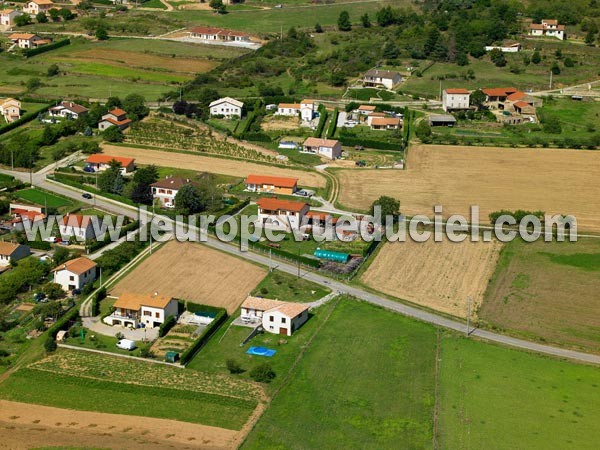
[240,296,309,336]
[442,88,471,112]
[23,0,54,15]
[8,33,48,49]
[529,19,565,40]
[59,214,97,241]
[49,101,89,120]
[1,9,22,29]
[256,197,309,230]
[189,26,251,43]
[51,256,97,291]
[98,108,131,131]
[151,177,194,208]
[302,137,342,160]
[0,242,30,267]
[85,154,135,174]
[0,98,21,123]
[209,97,243,118]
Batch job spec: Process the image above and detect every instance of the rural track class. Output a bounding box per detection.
[3,168,600,365]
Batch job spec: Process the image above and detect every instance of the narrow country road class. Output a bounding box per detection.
[3,167,600,365]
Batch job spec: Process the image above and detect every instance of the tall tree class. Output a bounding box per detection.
[338,11,352,31]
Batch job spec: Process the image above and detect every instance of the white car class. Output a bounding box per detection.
[43,236,58,243]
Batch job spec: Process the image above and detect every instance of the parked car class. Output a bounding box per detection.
[116,339,137,351]
[43,236,58,243]
[71,288,81,295]
[33,292,46,302]
[82,193,93,199]
[83,166,95,173]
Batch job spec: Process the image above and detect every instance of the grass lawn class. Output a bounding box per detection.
[63,331,153,358]
[0,349,259,430]
[480,238,600,352]
[251,270,330,303]
[437,332,600,449]
[186,298,338,394]
[15,188,73,209]
[242,299,436,449]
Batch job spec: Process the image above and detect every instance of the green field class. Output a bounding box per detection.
[480,238,600,352]
[437,333,600,449]
[251,270,330,303]
[15,188,73,209]
[242,299,436,449]
[0,350,258,430]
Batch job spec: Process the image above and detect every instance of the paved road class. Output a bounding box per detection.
[3,168,600,364]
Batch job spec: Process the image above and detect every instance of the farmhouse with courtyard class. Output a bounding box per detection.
[98,108,131,131]
[23,0,54,15]
[362,69,402,89]
[245,174,298,195]
[529,19,566,40]
[0,98,21,123]
[257,197,309,231]
[104,292,178,329]
[8,33,49,49]
[0,242,30,268]
[209,97,243,118]
[52,257,97,291]
[85,154,135,174]
[240,296,309,336]
[302,137,342,159]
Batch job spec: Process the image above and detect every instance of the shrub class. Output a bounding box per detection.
[158,315,176,337]
[226,358,244,374]
[249,363,276,383]
[91,287,107,316]
[23,39,70,58]
[44,336,57,353]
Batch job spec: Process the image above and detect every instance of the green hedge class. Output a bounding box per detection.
[326,108,338,138]
[250,240,321,268]
[24,39,70,58]
[314,104,328,138]
[338,136,401,151]
[180,308,227,365]
[28,240,52,251]
[47,303,79,340]
[158,315,176,337]
[91,287,107,317]
[0,104,52,136]
[51,173,138,207]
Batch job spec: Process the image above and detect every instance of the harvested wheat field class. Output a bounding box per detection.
[103,144,326,188]
[336,145,600,231]
[0,400,235,450]
[111,241,266,313]
[362,239,502,318]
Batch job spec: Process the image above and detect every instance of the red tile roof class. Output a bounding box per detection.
[245,174,298,189]
[151,177,192,190]
[107,107,127,117]
[86,154,135,167]
[51,257,97,275]
[257,197,308,213]
[61,214,92,228]
[303,137,340,148]
[506,91,526,102]
[445,88,470,94]
[513,101,533,109]
[483,87,518,97]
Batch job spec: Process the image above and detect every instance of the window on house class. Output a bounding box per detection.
[69,276,74,281]
[155,312,159,318]
[144,311,151,316]
[269,316,274,322]
[281,318,287,324]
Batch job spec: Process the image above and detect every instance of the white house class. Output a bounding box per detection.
[48,101,89,120]
[51,257,97,292]
[23,0,54,15]
[244,174,298,195]
[209,97,243,118]
[0,98,21,123]
[256,197,309,231]
[370,117,401,131]
[529,19,566,40]
[363,69,402,89]
[302,137,342,160]
[59,214,96,241]
[276,103,300,117]
[240,296,309,336]
[8,33,49,49]
[484,43,521,53]
[151,177,193,208]
[188,26,251,43]
[85,154,135,174]
[0,242,30,267]
[442,89,471,112]
[0,9,21,29]
[98,108,131,131]
[103,292,178,329]
[355,105,377,115]
[7,204,45,231]
[300,100,316,122]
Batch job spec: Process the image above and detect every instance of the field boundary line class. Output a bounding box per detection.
[57,344,185,368]
[432,328,441,449]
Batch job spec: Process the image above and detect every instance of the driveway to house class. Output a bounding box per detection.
[82,317,159,341]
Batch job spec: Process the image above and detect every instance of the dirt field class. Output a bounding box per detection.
[261,116,301,132]
[361,239,502,318]
[102,144,326,188]
[336,145,600,231]
[480,238,600,352]
[56,49,216,73]
[111,241,266,314]
[0,400,235,450]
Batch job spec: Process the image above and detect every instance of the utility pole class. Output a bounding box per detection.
[549,70,553,90]
[149,202,155,255]
[466,296,472,337]
[269,248,272,272]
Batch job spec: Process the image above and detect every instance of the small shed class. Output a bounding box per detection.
[165,351,179,363]
[429,114,457,127]
[314,249,350,263]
